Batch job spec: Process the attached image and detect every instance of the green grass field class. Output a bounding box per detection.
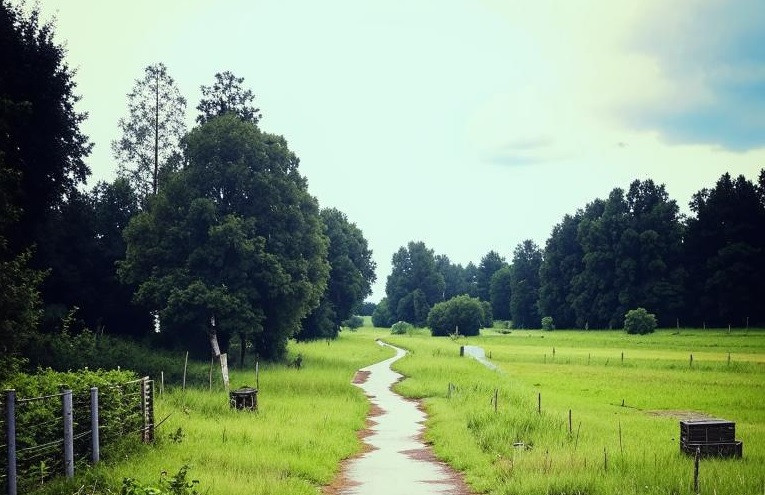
[36,330,394,495]
[33,326,764,494]
[386,328,765,495]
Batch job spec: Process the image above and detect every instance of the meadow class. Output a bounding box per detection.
[387,328,765,495]
[30,326,764,494]
[34,331,394,495]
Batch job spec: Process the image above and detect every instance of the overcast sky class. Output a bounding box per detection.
[34,0,765,301]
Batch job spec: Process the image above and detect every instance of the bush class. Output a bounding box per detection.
[391,321,413,335]
[372,298,394,327]
[624,307,657,334]
[427,295,484,337]
[541,316,555,331]
[341,315,364,330]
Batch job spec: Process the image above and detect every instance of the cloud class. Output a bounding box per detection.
[624,0,765,150]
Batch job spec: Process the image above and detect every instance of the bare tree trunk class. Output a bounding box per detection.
[208,328,229,390]
[153,72,159,195]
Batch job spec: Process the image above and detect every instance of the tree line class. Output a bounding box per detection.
[1,3,375,378]
[377,175,765,330]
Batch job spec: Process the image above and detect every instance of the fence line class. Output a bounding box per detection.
[2,377,154,495]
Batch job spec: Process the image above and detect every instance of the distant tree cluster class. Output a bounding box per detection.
[384,175,765,332]
[1,3,376,371]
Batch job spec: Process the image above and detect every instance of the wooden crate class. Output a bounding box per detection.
[680,419,742,458]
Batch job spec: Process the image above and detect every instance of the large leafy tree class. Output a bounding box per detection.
[684,172,765,326]
[539,212,582,328]
[196,71,261,125]
[119,114,329,360]
[0,1,92,252]
[385,241,445,326]
[427,295,485,337]
[489,265,513,321]
[477,250,506,302]
[298,208,376,340]
[112,63,187,203]
[509,240,542,328]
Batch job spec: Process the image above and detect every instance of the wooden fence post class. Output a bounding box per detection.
[537,392,541,414]
[62,388,74,478]
[5,389,17,495]
[182,352,189,391]
[694,447,700,493]
[90,387,99,464]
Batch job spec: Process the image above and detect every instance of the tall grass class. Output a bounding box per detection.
[387,328,765,495]
[32,330,393,495]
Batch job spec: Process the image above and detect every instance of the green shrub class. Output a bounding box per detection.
[341,315,364,330]
[372,298,394,327]
[541,316,555,331]
[624,307,657,334]
[427,295,484,337]
[391,321,413,335]
[121,465,200,495]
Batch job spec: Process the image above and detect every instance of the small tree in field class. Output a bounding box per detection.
[427,295,484,337]
[624,308,657,334]
[541,316,555,331]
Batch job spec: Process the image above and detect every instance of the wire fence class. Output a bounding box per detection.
[1,377,154,495]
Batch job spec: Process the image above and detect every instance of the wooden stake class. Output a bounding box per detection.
[160,371,164,396]
[209,356,214,390]
[694,447,700,493]
[537,392,541,414]
[621,351,624,364]
[569,409,572,435]
[494,388,498,413]
[182,351,189,391]
[255,361,260,390]
[603,447,608,472]
[690,354,693,367]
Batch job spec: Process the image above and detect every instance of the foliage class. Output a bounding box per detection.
[540,180,685,329]
[684,172,765,326]
[390,321,414,335]
[385,241,445,326]
[371,297,394,327]
[489,265,513,321]
[624,307,657,334]
[196,71,261,125]
[476,250,506,302]
[435,255,477,300]
[509,240,542,328]
[541,315,555,330]
[342,315,364,330]
[298,208,376,340]
[427,295,484,337]
[112,63,187,203]
[0,1,91,253]
[119,114,328,360]
[120,466,199,495]
[358,301,376,316]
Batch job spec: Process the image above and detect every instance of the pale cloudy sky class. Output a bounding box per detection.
[34,0,765,301]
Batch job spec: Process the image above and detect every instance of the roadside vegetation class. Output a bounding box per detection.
[29,330,393,495]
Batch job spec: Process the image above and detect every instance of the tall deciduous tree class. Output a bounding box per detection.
[684,172,765,326]
[509,240,542,328]
[477,250,506,302]
[196,71,261,125]
[489,265,513,321]
[119,114,329,361]
[539,213,582,328]
[112,63,186,203]
[385,241,445,326]
[298,208,376,340]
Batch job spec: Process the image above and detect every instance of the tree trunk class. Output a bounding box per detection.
[208,329,229,390]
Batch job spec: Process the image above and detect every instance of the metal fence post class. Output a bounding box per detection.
[90,387,99,464]
[62,389,74,478]
[5,389,17,495]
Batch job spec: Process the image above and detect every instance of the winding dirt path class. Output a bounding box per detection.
[325,341,473,495]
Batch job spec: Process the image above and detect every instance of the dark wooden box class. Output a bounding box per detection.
[680,419,742,458]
